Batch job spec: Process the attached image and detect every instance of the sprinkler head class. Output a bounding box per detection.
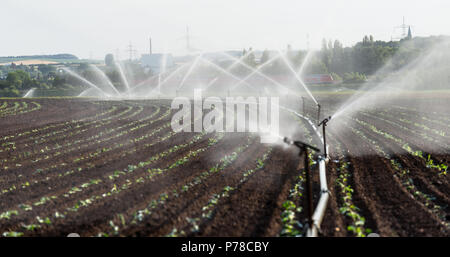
[318,116,332,127]
[283,137,320,152]
[283,137,293,145]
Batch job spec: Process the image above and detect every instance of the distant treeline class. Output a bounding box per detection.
[253,35,450,83]
[0,35,449,97]
[0,54,78,61]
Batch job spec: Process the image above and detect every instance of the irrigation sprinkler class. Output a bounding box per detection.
[283,137,320,230]
[318,116,332,159]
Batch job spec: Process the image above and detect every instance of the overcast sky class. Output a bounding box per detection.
[2,0,449,59]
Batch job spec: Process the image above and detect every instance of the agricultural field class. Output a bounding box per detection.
[0,96,448,237]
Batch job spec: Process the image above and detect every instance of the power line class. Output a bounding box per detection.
[392,16,413,41]
[126,42,137,61]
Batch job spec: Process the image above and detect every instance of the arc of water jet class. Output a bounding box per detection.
[177,53,203,91]
[89,65,121,96]
[142,61,195,98]
[199,57,257,91]
[201,54,257,92]
[145,85,167,98]
[202,77,219,92]
[276,50,318,105]
[63,68,112,97]
[131,62,189,93]
[201,51,273,92]
[223,52,302,98]
[332,85,405,120]
[157,49,169,97]
[78,88,100,97]
[130,73,159,90]
[220,52,300,96]
[297,50,313,75]
[153,62,192,91]
[229,53,282,90]
[139,61,194,97]
[78,89,89,97]
[23,88,36,98]
[160,51,168,74]
[114,61,131,93]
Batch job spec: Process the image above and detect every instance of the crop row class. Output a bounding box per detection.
[167,146,272,236]
[0,103,119,143]
[0,102,23,115]
[0,104,138,153]
[346,120,448,227]
[378,108,449,136]
[353,117,448,176]
[392,105,450,125]
[0,115,171,197]
[0,104,144,162]
[103,135,256,237]
[331,139,373,237]
[0,107,174,197]
[0,104,124,152]
[362,110,448,148]
[0,102,41,118]
[0,104,160,164]
[278,113,314,237]
[0,102,7,110]
[1,131,221,236]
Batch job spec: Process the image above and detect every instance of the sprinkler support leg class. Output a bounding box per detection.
[303,146,314,229]
[318,116,331,160]
[283,137,320,232]
[322,123,327,159]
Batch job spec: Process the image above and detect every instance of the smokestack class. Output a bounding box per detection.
[149,37,152,55]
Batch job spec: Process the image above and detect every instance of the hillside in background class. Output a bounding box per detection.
[0,54,78,63]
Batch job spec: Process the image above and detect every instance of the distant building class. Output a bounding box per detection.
[140,54,175,73]
[407,26,412,40]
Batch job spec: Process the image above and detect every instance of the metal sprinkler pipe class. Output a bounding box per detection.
[280,105,330,237]
[318,116,332,159]
[284,137,320,230]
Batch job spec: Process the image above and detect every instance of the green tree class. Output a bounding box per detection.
[53,75,66,88]
[105,54,115,67]
[6,72,21,87]
[244,47,256,67]
[6,70,32,89]
[260,49,271,65]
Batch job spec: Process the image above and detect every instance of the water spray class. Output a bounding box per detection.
[283,137,320,230]
[317,116,332,159]
[317,104,321,125]
[301,96,305,116]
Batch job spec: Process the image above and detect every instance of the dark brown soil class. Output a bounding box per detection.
[0,97,448,237]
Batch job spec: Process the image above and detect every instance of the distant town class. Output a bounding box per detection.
[1,32,448,97]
